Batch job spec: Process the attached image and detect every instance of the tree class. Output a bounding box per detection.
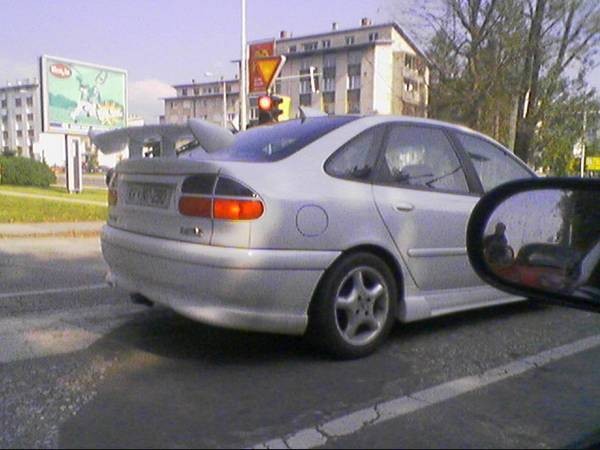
[514,0,600,163]
[387,0,600,171]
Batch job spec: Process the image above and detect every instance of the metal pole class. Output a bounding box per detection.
[240,0,248,130]
[222,77,227,128]
[581,109,587,178]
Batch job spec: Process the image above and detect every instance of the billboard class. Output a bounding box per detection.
[40,55,127,135]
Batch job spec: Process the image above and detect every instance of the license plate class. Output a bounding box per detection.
[125,183,173,209]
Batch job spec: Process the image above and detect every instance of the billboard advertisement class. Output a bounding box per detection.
[40,55,127,135]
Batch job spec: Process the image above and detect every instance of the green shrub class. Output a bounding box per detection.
[0,156,57,187]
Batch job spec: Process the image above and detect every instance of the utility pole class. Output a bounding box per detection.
[240,0,248,130]
[581,109,587,178]
[221,76,227,129]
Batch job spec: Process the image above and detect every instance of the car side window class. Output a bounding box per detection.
[456,133,533,192]
[377,125,469,193]
[325,127,381,181]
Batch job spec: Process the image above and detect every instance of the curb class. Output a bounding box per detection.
[0,230,102,239]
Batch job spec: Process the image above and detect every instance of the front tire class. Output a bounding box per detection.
[307,252,398,359]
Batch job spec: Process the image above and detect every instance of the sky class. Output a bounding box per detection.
[1,0,599,123]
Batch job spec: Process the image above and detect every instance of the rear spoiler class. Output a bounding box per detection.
[89,119,235,158]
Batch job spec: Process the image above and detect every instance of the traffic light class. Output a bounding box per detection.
[257,95,291,125]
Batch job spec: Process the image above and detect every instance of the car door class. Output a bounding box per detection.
[372,124,483,291]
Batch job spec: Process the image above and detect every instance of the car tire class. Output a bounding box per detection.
[307,252,398,359]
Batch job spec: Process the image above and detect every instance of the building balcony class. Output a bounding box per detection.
[402,91,422,104]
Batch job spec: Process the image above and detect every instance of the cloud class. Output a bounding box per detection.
[128,79,175,124]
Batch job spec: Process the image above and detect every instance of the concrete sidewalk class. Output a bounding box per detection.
[0,222,104,238]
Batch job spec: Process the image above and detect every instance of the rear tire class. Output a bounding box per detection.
[307,252,398,359]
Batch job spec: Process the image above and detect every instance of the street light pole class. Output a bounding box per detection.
[240,0,248,130]
[222,76,227,129]
[581,109,588,178]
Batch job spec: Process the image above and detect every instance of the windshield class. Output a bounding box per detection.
[185,117,357,162]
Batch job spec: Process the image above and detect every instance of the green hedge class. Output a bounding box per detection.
[0,156,57,188]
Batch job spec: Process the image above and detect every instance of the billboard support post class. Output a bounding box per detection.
[65,135,83,193]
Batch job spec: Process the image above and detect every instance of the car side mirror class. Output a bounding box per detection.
[467,178,600,313]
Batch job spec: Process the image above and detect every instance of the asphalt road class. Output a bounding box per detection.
[1,237,599,449]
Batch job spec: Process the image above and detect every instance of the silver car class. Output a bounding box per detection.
[101,115,534,358]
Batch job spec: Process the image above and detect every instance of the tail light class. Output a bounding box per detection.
[178,175,264,221]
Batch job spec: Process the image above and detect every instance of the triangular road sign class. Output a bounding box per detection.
[255,56,286,92]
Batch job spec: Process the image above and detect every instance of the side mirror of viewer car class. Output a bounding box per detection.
[467,178,600,313]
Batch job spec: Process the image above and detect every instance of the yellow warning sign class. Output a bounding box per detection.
[254,56,285,93]
[586,156,600,171]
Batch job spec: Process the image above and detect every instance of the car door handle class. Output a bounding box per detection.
[394,202,415,212]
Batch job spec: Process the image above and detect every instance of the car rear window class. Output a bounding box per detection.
[192,117,357,162]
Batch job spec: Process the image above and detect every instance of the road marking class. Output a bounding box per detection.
[0,284,109,300]
[252,333,600,449]
[0,303,145,364]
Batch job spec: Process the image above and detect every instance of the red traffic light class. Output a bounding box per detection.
[258,96,272,111]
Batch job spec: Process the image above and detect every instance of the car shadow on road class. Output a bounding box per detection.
[58,300,566,449]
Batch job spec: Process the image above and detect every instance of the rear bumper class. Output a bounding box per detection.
[101,225,341,335]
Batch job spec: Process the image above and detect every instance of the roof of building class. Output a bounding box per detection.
[272,22,429,64]
[173,79,239,89]
[0,81,39,92]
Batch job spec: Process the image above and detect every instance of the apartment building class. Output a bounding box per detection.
[164,19,430,126]
[269,19,429,119]
[0,79,42,157]
[163,79,240,126]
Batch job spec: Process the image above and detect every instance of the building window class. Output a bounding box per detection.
[15,98,22,107]
[345,36,355,46]
[17,130,23,137]
[16,114,22,122]
[347,89,361,114]
[348,50,362,65]
[405,54,418,71]
[323,77,336,92]
[26,97,33,107]
[194,88,200,96]
[289,45,297,53]
[182,88,188,96]
[27,113,34,121]
[300,58,311,71]
[404,79,418,92]
[323,92,335,115]
[300,79,313,94]
[1,100,6,108]
[2,131,8,140]
[299,93,312,107]
[28,129,34,137]
[322,40,331,49]
[369,32,379,42]
[303,41,318,52]
[324,53,336,68]
[348,75,361,90]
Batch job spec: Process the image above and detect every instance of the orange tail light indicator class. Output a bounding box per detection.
[214,199,264,221]
[178,197,264,221]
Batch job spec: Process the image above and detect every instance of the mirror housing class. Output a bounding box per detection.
[467,178,600,313]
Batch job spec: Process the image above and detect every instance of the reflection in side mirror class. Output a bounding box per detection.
[467,178,600,313]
